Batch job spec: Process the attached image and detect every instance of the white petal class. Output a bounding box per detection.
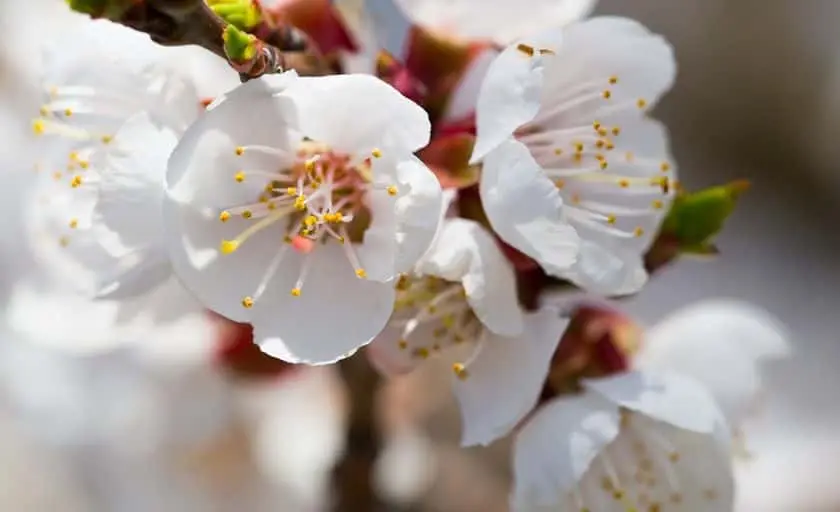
[418,218,522,337]
[480,139,580,274]
[636,300,789,424]
[557,407,733,512]
[253,243,396,365]
[512,393,621,509]
[563,240,648,296]
[471,31,561,162]
[455,308,568,446]
[94,112,174,250]
[163,77,300,322]
[394,0,596,44]
[392,156,443,274]
[287,74,431,154]
[583,370,724,435]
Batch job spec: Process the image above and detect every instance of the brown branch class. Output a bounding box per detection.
[331,355,386,511]
[116,0,330,79]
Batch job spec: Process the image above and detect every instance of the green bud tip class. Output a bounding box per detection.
[208,0,263,30]
[223,25,258,63]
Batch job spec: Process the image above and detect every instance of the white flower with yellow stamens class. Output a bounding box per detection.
[164,72,443,365]
[369,219,576,446]
[512,371,735,512]
[32,19,199,147]
[471,17,678,295]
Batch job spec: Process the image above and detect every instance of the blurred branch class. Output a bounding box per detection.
[75,0,330,79]
[331,356,386,511]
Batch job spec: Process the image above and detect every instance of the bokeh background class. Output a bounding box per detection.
[0,0,838,510]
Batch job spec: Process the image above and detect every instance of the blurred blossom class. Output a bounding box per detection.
[374,427,437,506]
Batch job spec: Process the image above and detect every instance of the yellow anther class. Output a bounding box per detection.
[32,119,46,135]
[571,193,581,205]
[220,240,239,254]
[660,161,671,172]
[554,148,563,156]
[101,135,113,144]
[286,187,297,195]
[600,160,609,170]
[516,43,535,56]
[573,142,584,152]
[618,179,630,188]
[555,179,565,189]
[371,148,383,158]
[266,201,277,210]
[294,195,306,211]
[453,363,469,380]
[241,296,254,308]
[598,127,608,137]
[69,151,80,162]
[283,235,293,244]
[79,160,89,169]
[258,194,269,203]
[70,175,83,188]
[413,347,430,359]
[398,340,408,350]
[355,268,367,279]
[606,142,615,151]
[234,171,246,183]
[386,185,398,196]
[219,211,231,222]
[602,90,612,99]
[573,153,583,164]
[68,218,79,229]
[595,154,605,162]
[606,214,617,225]
[337,236,346,244]
[39,106,50,117]
[290,288,301,297]
[595,139,605,149]
[593,121,602,130]
[652,199,664,210]
[637,98,648,109]
[634,227,645,237]
[303,215,317,227]
[64,108,73,117]
[304,158,316,173]
[59,236,70,247]
[235,146,245,156]
[442,314,456,328]
[625,151,635,162]
[609,75,619,84]
[242,210,253,219]
[612,126,621,136]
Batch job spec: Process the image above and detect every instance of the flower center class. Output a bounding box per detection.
[220,140,399,303]
[389,274,481,378]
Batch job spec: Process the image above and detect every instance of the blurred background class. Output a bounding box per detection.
[0,0,838,510]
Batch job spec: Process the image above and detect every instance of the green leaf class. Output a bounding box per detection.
[66,0,130,18]
[222,24,257,63]
[663,179,749,249]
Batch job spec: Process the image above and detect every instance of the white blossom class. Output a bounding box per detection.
[513,371,735,512]
[635,300,790,432]
[164,72,442,364]
[389,0,596,45]
[472,17,677,295]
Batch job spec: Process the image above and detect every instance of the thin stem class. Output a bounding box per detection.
[116,0,331,79]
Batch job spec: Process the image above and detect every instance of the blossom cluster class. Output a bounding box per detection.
[18,0,789,509]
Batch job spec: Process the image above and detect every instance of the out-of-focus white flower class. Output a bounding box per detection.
[635,300,790,433]
[513,371,734,512]
[472,17,677,295]
[164,72,441,364]
[388,0,596,45]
